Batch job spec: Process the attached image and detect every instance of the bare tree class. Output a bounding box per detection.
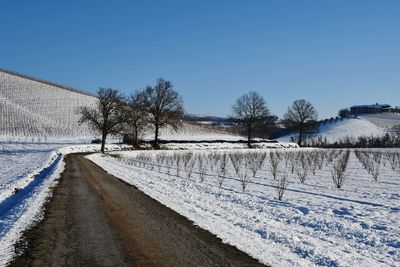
[197,154,207,182]
[79,87,124,153]
[275,171,289,201]
[122,91,149,147]
[232,91,270,147]
[156,152,166,171]
[296,152,309,183]
[138,78,184,148]
[284,99,318,146]
[355,150,383,181]
[331,150,350,189]
[183,152,195,178]
[216,153,228,187]
[174,152,182,176]
[269,151,280,180]
[239,160,251,192]
[230,153,243,175]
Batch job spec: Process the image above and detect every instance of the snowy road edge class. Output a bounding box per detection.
[0,154,64,267]
[0,144,131,266]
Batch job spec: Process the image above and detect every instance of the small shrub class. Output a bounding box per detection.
[331,150,350,189]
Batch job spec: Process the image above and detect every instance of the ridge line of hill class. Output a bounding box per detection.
[0,68,96,98]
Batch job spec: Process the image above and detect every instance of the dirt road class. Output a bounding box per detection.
[9,154,264,266]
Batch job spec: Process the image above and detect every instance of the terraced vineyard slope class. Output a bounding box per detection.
[0,69,97,140]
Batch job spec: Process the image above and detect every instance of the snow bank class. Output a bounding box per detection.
[0,152,63,266]
[57,144,131,155]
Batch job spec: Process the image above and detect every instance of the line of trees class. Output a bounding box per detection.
[231,92,317,147]
[79,82,318,151]
[79,78,184,153]
[304,132,400,148]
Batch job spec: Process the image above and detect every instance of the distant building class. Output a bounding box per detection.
[350,103,391,114]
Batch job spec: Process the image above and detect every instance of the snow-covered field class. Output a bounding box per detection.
[279,116,387,144]
[160,141,298,150]
[142,122,244,141]
[88,149,400,267]
[0,143,131,266]
[139,122,299,148]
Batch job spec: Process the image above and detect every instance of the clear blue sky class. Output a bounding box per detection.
[1,0,400,119]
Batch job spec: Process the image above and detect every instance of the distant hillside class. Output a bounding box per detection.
[361,112,400,128]
[142,122,242,141]
[0,69,97,140]
[0,69,297,145]
[278,113,400,144]
[184,114,233,126]
[0,70,247,143]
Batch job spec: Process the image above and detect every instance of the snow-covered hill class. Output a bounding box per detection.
[0,69,97,140]
[0,69,289,144]
[0,69,296,146]
[0,70,245,142]
[143,122,241,141]
[184,114,233,126]
[361,112,400,129]
[279,113,400,144]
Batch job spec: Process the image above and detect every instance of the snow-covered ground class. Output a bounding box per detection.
[361,113,400,129]
[0,143,131,266]
[279,113,400,144]
[0,143,60,204]
[160,141,298,150]
[279,116,387,144]
[88,149,400,267]
[316,117,385,143]
[142,122,244,141]
[139,122,299,148]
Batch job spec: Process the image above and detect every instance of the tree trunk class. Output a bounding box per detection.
[134,128,138,147]
[247,124,251,148]
[154,125,159,149]
[298,123,303,147]
[101,132,107,153]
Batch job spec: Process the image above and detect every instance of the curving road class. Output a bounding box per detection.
[9,154,264,266]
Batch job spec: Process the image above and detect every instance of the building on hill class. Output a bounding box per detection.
[350,103,391,114]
